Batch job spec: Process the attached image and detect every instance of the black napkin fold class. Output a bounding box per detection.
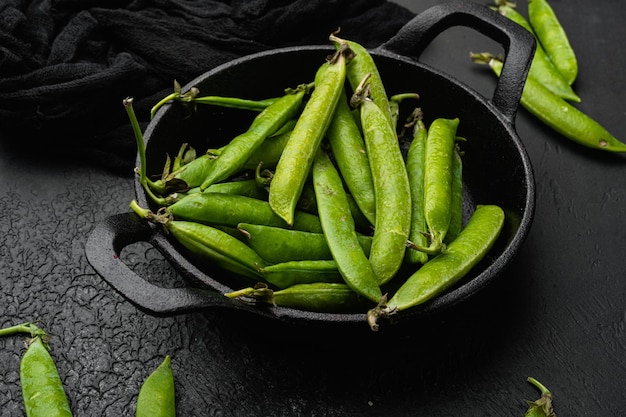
[0,0,414,174]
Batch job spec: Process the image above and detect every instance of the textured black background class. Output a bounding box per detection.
[1,0,625,416]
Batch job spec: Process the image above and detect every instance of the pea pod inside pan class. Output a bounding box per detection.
[86,0,536,329]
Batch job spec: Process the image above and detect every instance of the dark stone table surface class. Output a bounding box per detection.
[1,0,625,415]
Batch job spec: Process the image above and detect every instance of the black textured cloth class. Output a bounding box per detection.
[0,0,414,174]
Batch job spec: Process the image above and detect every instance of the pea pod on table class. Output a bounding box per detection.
[471,53,626,152]
[136,356,176,417]
[493,1,580,103]
[528,0,578,85]
[0,322,73,417]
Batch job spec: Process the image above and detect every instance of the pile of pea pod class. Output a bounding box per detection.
[471,0,626,153]
[126,32,506,331]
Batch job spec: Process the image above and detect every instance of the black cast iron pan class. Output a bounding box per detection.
[86,0,536,329]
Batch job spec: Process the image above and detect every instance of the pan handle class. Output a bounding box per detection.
[85,212,252,315]
[377,0,535,122]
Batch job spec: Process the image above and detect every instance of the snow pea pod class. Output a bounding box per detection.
[405,110,429,265]
[368,204,505,331]
[312,148,382,303]
[0,322,73,417]
[528,0,578,85]
[166,192,323,233]
[136,356,176,417]
[494,1,580,102]
[199,85,307,190]
[326,88,376,225]
[472,54,626,152]
[237,223,372,264]
[423,117,459,254]
[353,76,412,285]
[259,260,343,289]
[269,42,352,226]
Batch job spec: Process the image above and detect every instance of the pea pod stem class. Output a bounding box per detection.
[0,322,48,339]
[525,377,556,417]
[471,53,626,152]
[150,80,278,119]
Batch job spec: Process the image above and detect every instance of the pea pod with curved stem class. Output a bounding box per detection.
[405,109,429,265]
[423,117,460,254]
[471,53,626,152]
[150,80,278,119]
[528,0,578,85]
[367,204,505,331]
[330,33,393,127]
[136,356,176,417]
[493,1,580,102]
[226,282,366,313]
[524,377,556,417]
[166,192,324,233]
[0,322,73,417]
[312,148,382,303]
[389,93,421,132]
[352,75,412,285]
[199,85,308,190]
[131,200,266,281]
[237,222,372,264]
[326,88,376,225]
[269,42,352,225]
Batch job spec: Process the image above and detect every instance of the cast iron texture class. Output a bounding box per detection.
[86,0,536,329]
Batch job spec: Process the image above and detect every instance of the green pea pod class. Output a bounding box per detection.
[423,117,459,253]
[131,200,266,280]
[149,153,217,198]
[444,145,464,244]
[0,323,73,417]
[354,79,412,285]
[297,184,372,232]
[176,179,268,202]
[524,377,556,417]
[20,336,73,417]
[200,86,307,190]
[528,0,578,85]
[166,192,323,233]
[240,120,296,171]
[472,54,626,152]
[405,111,429,265]
[237,223,372,264]
[136,356,176,417]
[330,33,393,126]
[327,88,376,225]
[269,43,351,226]
[370,204,505,329]
[259,260,343,289]
[312,149,382,303]
[494,2,580,102]
[226,283,366,313]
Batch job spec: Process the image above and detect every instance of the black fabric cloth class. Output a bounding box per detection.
[0,0,414,174]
